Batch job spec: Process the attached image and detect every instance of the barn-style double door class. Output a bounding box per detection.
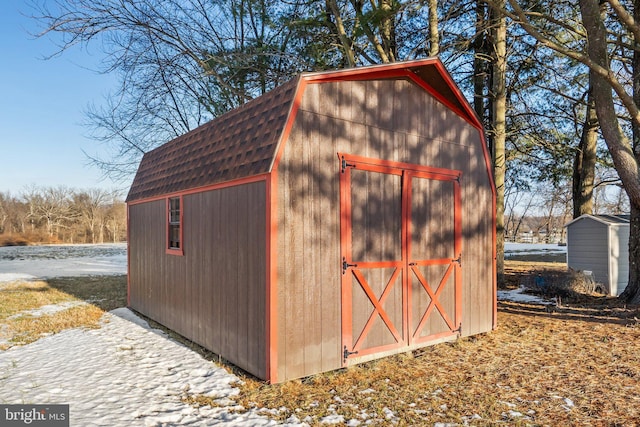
[339,153,462,365]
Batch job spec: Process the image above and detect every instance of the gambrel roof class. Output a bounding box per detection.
[126,77,299,202]
[126,58,486,202]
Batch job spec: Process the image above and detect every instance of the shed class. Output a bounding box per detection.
[565,214,630,296]
[126,58,496,383]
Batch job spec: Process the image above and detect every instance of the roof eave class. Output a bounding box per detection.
[565,214,630,228]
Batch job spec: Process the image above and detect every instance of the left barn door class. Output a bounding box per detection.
[339,156,407,364]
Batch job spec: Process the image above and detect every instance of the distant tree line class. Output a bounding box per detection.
[505,176,630,244]
[0,186,126,245]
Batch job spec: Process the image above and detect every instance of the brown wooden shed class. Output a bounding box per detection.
[126,58,497,383]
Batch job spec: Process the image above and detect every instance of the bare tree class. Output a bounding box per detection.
[538,182,572,243]
[34,0,309,182]
[105,200,127,243]
[0,193,8,234]
[0,186,127,244]
[73,189,115,243]
[22,186,78,238]
[6,195,29,235]
[0,193,26,236]
[518,182,572,243]
[504,185,536,241]
[594,184,630,214]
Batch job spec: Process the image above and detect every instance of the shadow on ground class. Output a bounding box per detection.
[47,275,127,312]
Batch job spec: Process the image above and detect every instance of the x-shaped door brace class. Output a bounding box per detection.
[410,263,456,339]
[351,268,403,351]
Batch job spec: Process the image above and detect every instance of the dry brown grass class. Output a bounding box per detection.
[0,233,54,246]
[190,261,640,426]
[221,304,640,426]
[7,305,106,347]
[0,280,72,318]
[503,260,567,289]
[0,235,30,246]
[0,275,127,349]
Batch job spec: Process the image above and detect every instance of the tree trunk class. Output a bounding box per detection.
[428,0,439,56]
[622,0,640,302]
[572,83,598,218]
[326,0,357,67]
[348,0,394,63]
[473,1,488,119]
[627,203,640,303]
[379,0,397,61]
[490,0,507,282]
[580,0,640,302]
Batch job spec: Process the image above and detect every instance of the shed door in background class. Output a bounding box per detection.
[340,154,461,366]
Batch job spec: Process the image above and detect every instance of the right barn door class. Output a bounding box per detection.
[407,172,462,344]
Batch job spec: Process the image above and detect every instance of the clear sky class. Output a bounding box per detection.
[0,1,126,195]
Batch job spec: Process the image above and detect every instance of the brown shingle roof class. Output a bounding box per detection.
[126,77,300,202]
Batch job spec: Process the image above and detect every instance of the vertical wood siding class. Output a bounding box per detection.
[129,181,267,378]
[276,78,494,381]
[613,226,630,295]
[567,220,608,282]
[567,219,630,295]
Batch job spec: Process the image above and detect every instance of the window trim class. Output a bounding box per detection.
[166,195,184,256]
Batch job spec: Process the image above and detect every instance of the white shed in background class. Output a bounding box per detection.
[565,214,630,296]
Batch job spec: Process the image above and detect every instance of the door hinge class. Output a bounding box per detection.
[454,323,462,335]
[343,345,359,362]
[453,254,462,266]
[342,257,358,274]
[341,156,356,173]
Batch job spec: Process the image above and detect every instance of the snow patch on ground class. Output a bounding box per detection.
[504,242,567,255]
[0,273,38,284]
[319,414,345,424]
[0,308,304,426]
[8,301,89,319]
[497,287,555,305]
